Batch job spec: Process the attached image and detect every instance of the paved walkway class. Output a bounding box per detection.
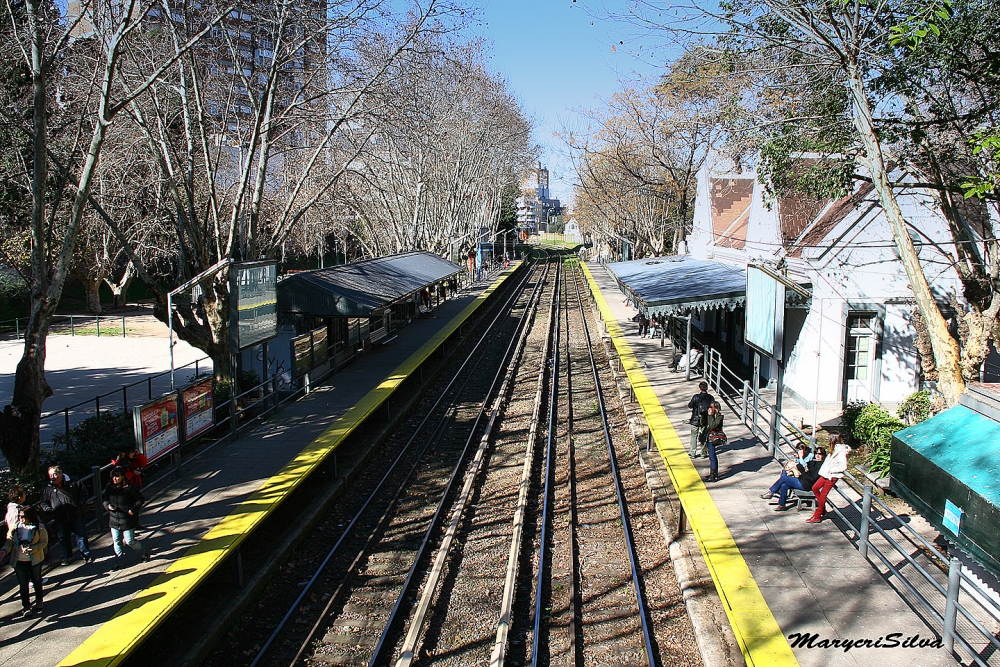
[586,261,955,667]
[0,279,498,667]
[0,333,210,454]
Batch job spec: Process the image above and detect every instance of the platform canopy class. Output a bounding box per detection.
[605,256,749,316]
[278,251,461,318]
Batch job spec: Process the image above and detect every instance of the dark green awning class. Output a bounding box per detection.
[277,251,460,318]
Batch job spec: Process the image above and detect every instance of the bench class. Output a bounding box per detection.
[791,489,817,512]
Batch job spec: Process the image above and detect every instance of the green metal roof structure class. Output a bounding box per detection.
[891,402,1000,578]
[277,251,461,318]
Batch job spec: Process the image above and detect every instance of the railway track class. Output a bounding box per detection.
[201,252,699,667]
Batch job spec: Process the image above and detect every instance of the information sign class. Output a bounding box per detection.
[133,394,180,464]
[943,499,963,536]
[230,261,278,350]
[181,378,214,441]
[745,265,786,361]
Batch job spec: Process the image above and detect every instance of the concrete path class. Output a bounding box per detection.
[0,333,210,453]
[587,261,955,667]
[0,279,496,667]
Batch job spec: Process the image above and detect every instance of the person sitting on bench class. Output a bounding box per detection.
[760,447,826,511]
[671,347,702,373]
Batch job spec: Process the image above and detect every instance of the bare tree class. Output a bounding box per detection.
[0,0,229,475]
[342,38,535,258]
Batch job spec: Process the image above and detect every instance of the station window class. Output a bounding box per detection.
[846,312,876,381]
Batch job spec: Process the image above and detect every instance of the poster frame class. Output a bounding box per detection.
[180,377,215,441]
[132,393,181,464]
[229,260,278,351]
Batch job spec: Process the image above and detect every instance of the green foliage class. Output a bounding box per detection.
[962,132,1000,199]
[889,0,954,50]
[0,270,29,319]
[852,403,906,478]
[499,183,519,230]
[840,400,869,438]
[897,389,932,425]
[47,411,135,479]
[0,469,45,505]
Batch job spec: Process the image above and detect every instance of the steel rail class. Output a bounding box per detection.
[531,261,566,665]
[489,257,561,667]
[371,256,555,667]
[571,260,659,667]
[247,263,538,667]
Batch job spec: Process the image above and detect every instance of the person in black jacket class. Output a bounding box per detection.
[40,466,93,566]
[687,382,715,458]
[760,447,826,510]
[102,467,149,570]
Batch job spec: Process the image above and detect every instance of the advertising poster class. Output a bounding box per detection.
[312,326,328,362]
[292,332,312,377]
[134,394,180,464]
[181,379,214,441]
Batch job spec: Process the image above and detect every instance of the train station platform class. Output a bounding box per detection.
[582,261,955,667]
[0,267,519,667]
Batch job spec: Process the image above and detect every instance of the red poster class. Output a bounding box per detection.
[182,379,214,441]
[136,394,180,463]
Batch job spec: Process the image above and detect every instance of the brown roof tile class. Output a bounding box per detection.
[787,181,876,258]
[710,178,753,248]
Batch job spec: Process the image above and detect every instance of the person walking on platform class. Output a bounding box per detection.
[112,449,148,490]
[6,485,26,534]
[40,465,94,566]
[703,401,725,481]
[807,436,851,523]
[3,506,48,617]
[103,467,149,569]
[687,381,714,458]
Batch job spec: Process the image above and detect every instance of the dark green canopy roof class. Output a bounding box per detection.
[278,251,460,318]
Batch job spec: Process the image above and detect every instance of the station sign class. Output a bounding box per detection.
[230,260,278,351]
[133,393,180,464]
[181,378,214,441]
[745,264,786,361]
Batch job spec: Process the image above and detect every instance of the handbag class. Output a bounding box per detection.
[708,429,727,447]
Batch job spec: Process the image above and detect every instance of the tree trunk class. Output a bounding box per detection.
[846,66,965,406]
[83,275,103,314]
[0,301,55,476]
[106,263,134,309]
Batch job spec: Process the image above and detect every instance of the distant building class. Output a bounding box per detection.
[517,163,562,232]
[564,218,581,240]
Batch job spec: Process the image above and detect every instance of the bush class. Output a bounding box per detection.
[840,400,869,440]
[47,410,135,479]
[897,389,932,425]
[852,403,905,479]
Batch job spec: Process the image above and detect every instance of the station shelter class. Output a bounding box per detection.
[270,251,461,384]
[603,255,809,384]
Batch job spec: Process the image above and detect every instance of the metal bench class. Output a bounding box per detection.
[791,489,817,512]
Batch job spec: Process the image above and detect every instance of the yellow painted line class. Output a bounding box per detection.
[580,263,798,667]
[58,266,521,667]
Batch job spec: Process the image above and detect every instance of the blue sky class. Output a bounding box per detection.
[478,1,665,206]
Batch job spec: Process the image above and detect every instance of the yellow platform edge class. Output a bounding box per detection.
[58,266,521,667]
[580,262,798,667]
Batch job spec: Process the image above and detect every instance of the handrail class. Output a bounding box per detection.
[701,343,1000,666]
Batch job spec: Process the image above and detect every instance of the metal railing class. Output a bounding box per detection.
[701,345,1000,666]
[1,313,142,340]
[39,356,212,448]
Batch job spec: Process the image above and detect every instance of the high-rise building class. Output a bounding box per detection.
[517,162,562,232]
